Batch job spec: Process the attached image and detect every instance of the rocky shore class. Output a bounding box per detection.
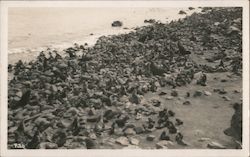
[8,7,242,149]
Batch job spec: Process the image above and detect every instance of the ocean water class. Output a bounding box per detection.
[8,7,200,63]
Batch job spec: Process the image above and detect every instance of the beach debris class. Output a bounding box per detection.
[112,21,123,27]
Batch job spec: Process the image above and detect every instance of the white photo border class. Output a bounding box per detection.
[0,1,249,157]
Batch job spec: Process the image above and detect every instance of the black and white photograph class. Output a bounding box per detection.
[0,1,249,157]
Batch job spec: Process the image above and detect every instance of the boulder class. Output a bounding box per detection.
[116,136,130,146]
[146,135,156,141]
[112,21,123,27]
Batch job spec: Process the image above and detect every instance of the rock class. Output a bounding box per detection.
[198,137,211,142]
[135,112,142,120]
[221,79,227,82]
[168,110,175,117]
[115,136,129,146]
[168,125,177,134]
[88,108,96,116]
[176,132,188,146]
[207,141,226,149]
[134,126,144,134]
[146,135,156,141]
[214,88,227,94]
[179,10,187,15]
[60,119,72,128]
[183,101,191,105]
[104,109,116,120]
[16,91,22,97]
[224,103,242,142]
[85,138,97,149]
[156,140,173,149]
[52,130,67,147]
[124,128,136,135]
[204,91,212,96]
[67,107,79,116]
[144,19,156,24]
[227,25,241,35]
[87,115,101,123]
[35,117,50,131]
[12,90,31,109]
[129,137,140,145]
[112,21,123,27]
[89,133,97,140]
[39,142,58,149]
[196,72,207,86]
[158,91,167,96]
[166,96,174,100]
[222,96,231,101]
[160,131,170,141]
[175,118,183,126]
[171,90,178,97]
[193,90,203,97]
[214,22,220,26]
[115,116,129,128]
[188,7,195,10]
[120,95,129,102]
[234,89,240,93]
[152,99,161,107]
[129,90,141,104]
[74,136,86,142]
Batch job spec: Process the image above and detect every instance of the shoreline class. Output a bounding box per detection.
[8,7,201,65]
